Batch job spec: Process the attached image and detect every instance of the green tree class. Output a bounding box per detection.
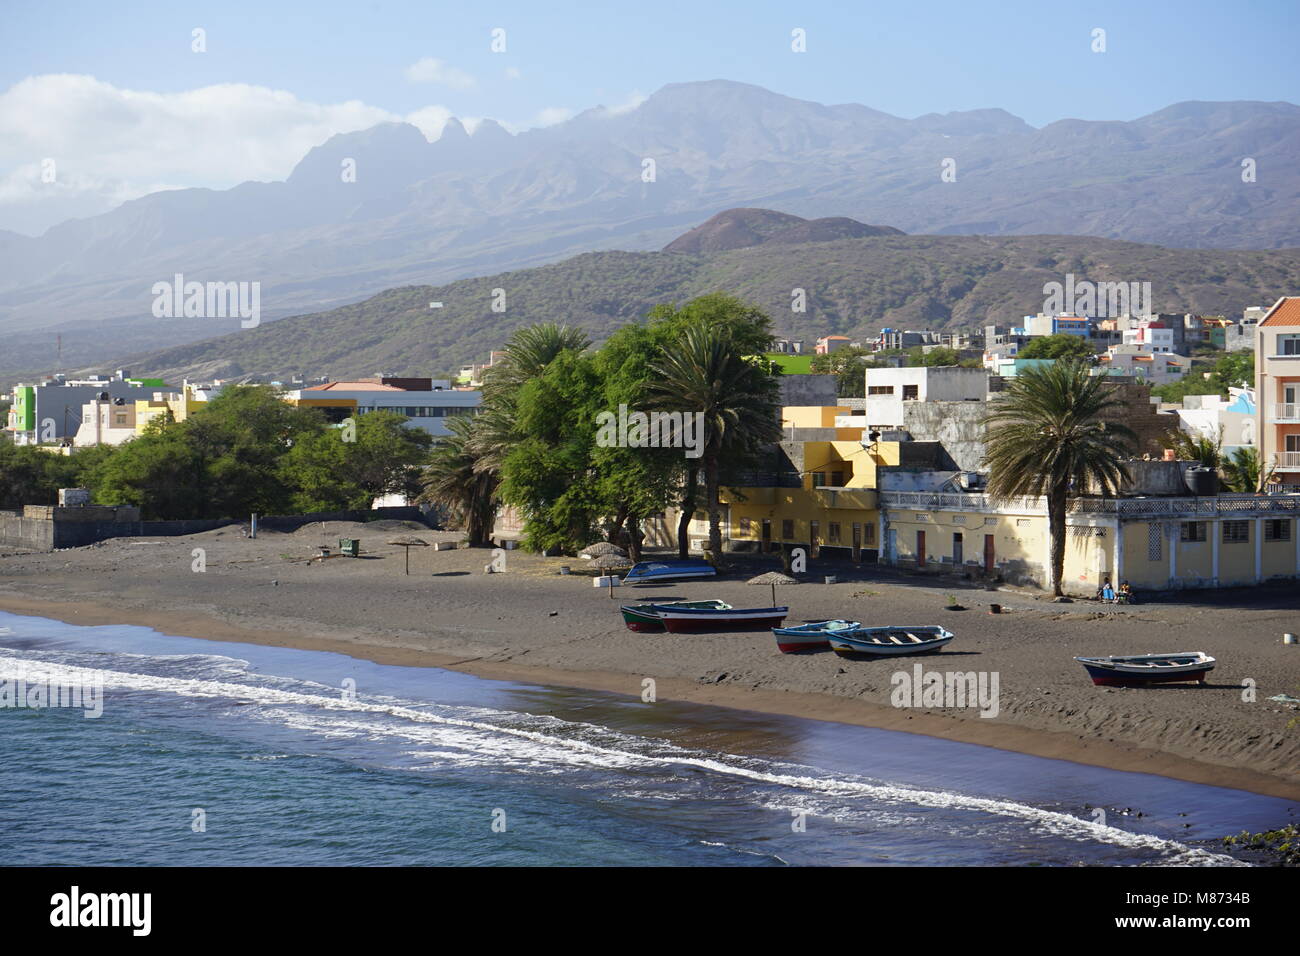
[1164,429,1222,470]
[982,361,1137,596]
[418,414,499,545]
[498,350,606,553]
[281,410,432,512]
[808,346,880,397]
[1221,446,1269,493]
[644,320,782,558]
[1019,334,1097,361]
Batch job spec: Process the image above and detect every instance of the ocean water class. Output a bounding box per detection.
[0,610,1290,866]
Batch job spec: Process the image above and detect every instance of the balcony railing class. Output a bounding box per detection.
[1273,404,1300,422]
[1274,452,1300,470]
[880,491,1300,517]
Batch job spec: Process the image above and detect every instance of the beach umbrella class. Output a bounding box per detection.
[747,570,799,607]
[590,552,632,599]
[388,536,429,575]
[580,542,627,559]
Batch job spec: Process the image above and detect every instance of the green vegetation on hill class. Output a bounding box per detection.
[124,234,1300,385]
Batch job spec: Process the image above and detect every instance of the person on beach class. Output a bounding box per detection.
[1098,579,1115,603]
[1117,581,1133,604]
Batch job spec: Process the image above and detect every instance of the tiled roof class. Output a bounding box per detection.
[304,382,404,391]
[1259,296,1300,327]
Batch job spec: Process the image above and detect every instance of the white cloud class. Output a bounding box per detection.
[403,57,476,90]
[0,74,485,235]
[533,106,574,127]
[605,90,647,116]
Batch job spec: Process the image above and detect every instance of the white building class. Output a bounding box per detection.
[863,366,990,428]
[288,377,480,439]
[1176,388,1257,454]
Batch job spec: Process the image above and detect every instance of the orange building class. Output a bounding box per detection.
[1255,296,1300,489]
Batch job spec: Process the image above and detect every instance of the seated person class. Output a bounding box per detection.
[1100,580,1116,602]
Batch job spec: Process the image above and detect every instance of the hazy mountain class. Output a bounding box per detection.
[2,80,1297,356]
[663,209,904,254]
[100,219,1300,387]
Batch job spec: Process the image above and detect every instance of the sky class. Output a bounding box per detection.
[1,0,1298,235]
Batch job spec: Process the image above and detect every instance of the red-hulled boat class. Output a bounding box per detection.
[657,605,789,633]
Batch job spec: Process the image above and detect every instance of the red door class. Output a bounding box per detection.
[916,530,926,569]
[984,534,995,574]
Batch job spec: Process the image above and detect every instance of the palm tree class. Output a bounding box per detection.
[982,361,1137,597]
[418,415,498,546]
[644,322,781,557]
[1165,428,1222,471]
[1221,446,1270,493]
[481,324,590,406]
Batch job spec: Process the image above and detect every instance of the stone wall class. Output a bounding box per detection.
[899,401,989,472]
[0,505,433,552]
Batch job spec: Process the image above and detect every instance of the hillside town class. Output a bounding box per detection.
[3,296,1298,599]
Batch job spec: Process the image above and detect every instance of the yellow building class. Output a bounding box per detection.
[880,490,1300,594]
[134,383,217,434]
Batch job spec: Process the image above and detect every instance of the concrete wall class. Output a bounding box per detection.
[0,506,433,551]
[778,375,838,408]
[899,401,988,472]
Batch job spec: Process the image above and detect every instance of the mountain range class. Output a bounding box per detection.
[1,79,1298,380]
[106,208,1300,386]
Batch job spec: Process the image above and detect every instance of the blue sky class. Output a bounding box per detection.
[1,0,1297,234]
[5,0,1298,126]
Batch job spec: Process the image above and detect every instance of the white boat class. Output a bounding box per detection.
[828,625,955,658]
[1074,652,1215,686]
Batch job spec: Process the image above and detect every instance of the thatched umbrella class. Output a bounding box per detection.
[748,570,799,607]
[580,542,627,559]
[388,536,429,575]
[590,552,632,599]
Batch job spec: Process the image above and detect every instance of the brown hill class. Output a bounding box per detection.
[664,208,904,254]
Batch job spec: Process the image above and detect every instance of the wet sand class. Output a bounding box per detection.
[1,520,1298,800]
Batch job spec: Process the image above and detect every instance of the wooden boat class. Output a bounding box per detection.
[620,600,732,633]
[771,620,861,654]
[657,605,789,633]
[622,559,717,586]
[1074,652,1215,686]
[828,625,955,658]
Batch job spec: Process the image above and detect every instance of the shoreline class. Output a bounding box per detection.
[3,589,1297,802]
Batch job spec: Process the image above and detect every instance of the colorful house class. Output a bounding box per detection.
[1255,296,1300,490]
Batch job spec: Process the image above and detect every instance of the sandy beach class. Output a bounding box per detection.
[1,519,1298,801]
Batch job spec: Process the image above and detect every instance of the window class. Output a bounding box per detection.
[115,413,127,425]
[738,517,751,535]
[830,471,844,487]
[902,384,919,400]
[1278,334,1300,356]
[781,519,794,540]
[867,385,894,395]
[828,522,841,543]
[1265,519,1291,542]
[1222,521,1249,543]
[1147,524,1162,561]
[812,472,826,487]
[1180,521,1207,543]
[865,523,876,545]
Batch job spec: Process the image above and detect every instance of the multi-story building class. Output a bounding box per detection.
[5,372,168,445]
[1254,296,1300,490]
[1097,345,1189,384]
[814,335,852,354]
[1122,319,1175,353]
[285,377,481,439]
[862,366,989,429]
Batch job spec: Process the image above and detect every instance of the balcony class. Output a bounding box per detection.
[1273,404,1300,423]
[1274,452,1300,471]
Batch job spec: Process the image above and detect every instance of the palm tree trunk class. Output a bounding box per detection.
[626,512,643,562]
[1048,484,1069,596]
[676,466,698,559]
[704,454,722,557]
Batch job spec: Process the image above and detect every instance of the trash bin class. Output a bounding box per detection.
[338,538,360,558]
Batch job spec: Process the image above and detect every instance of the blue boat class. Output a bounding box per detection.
[828,625,955,659]
[771,620,861,653]
[622,559,718,585]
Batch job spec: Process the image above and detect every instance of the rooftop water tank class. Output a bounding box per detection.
[1184,465,1218,497]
